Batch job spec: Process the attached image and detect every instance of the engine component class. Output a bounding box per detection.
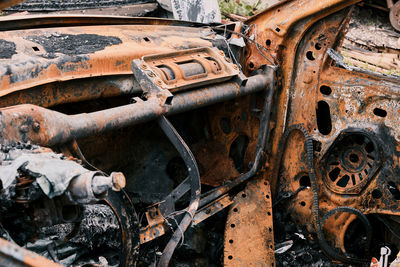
[0,0,399,266]
[321,130,380,194]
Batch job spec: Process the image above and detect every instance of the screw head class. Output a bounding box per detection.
[140,63,147,70]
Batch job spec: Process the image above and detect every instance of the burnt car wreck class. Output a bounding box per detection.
[0,0,399,266]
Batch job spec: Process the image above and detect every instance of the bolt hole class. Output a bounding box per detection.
[242,193,247,198]
[231,224,235,228]
[249,62,255,69]
[266,39,271,46]
[267,211,271,216]
[228,255,233,260]
[143,37,151,42]
[373,108,387,118]
[229,239,234,244]
[269,227,272,232]
[349,153,359,163]
[275,27,281,32]
[233,208,238,212]
[300,201,306,206]
[32,46,40,51]
[299,175,311,187]
[372,189,382,199]
[266,194,270,199]
[320,85,332,95]
[315,43,322,50]
[306,51,316,61]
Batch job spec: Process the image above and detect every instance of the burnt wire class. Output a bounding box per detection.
[157,115,201,267]
[207,24,279,68]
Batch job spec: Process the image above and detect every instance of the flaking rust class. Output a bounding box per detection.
[0,0,399,266]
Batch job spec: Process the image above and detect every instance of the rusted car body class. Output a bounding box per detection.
[0,0,399,266]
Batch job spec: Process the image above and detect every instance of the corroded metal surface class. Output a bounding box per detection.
[224,178,275,266]
[0,238,62,267]
[0,0,399,265]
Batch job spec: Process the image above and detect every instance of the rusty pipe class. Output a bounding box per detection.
[0,74,272,147]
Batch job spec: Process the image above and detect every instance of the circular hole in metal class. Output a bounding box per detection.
[320,85,332,95]
[228,255,233,260]
[373,108,387,118]
[306,51,315,60]
[349,153,359,163]
[275,27,281,32]
[266,194,270,199]
[315,43,322,50]
[233,208,238,212]
[231,224,235,228]
[267,211,271,216]
[249,62,255,69]
[266,39,271,46]
[300,201,306,206]
[299,175,311,187]
[242,193,247,198]
[371,189,382,199]
[229,239,234,244]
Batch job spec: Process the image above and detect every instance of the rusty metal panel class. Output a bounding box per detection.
[224,178,275,266]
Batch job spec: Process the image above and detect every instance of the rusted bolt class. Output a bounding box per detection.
[32,122,40,132]
[19,125,29,133]
[155,79,162,86]
[148,72,155,78]
[233,65,238,70]
[140,63,148,70]
[110,172,126,191]
[218,50,225,56]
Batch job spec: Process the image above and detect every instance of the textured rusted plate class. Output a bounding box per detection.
[224,178,275,266]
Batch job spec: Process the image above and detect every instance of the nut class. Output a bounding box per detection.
[110,172,126,191]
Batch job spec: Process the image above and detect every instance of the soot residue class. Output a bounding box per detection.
[26,34,122,57]
[0,40,16,59]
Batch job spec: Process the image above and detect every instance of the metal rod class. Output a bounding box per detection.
[157,115,201,267]
[0,74,272,147]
